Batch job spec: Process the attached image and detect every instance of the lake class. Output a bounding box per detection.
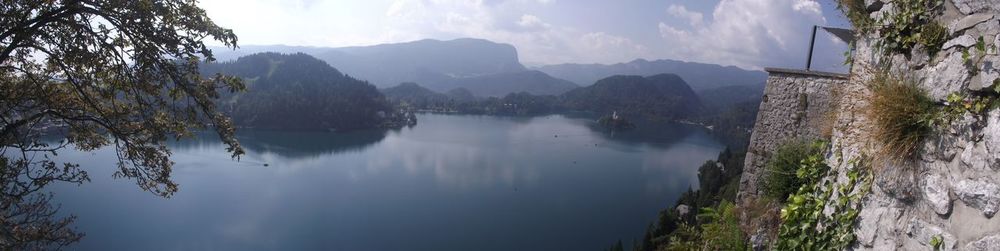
[45,113,723,250]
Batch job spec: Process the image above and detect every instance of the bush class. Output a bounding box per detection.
[877,0,944,55]
[697,201,746,251]
[867,71,937,163]
[775,153,872,251]
[763,140,827,201]
[920,22,948,56]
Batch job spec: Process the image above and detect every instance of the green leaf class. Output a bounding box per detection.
[976,36,986,52]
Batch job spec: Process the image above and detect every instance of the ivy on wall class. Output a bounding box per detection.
[774,142,873,251]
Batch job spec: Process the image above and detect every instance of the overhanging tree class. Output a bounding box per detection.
[1,0,243,248]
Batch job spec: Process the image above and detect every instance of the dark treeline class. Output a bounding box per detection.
[382,73,706,119]
[201,53,412,131]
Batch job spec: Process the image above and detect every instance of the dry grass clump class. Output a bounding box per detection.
[866,71,937,164]
[737,197,780,246]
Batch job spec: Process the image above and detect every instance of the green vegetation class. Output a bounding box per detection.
[867,71,937,162]
[633,148,747,251]
[560,74,704,120]
[930,235,944,251]
[638,201,747,251]
[836,0,875,34]
[382,74,706,121]
[697,84,764,149]
[695,201,746,251]
[938,80,1000,126]
[962,36,994,76]
[380,82,562,116]
[840,0,946,57]
[598,114,636,131]
[875,0,944,56]
[919,22,948,56]
[763,140,828,201]
[775,145,873,251]
[1,0,241,248]
[618,83,762,250]
[203,53,412,131]
[381,82,456,110]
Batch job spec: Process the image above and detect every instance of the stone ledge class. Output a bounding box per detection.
[764,67,850,79]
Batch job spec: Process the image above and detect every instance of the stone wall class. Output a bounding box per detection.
[738,68,847,200]
[846,1,1000,250]
[737,0,1000,250]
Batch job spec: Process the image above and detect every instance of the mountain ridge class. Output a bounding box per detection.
[534,58,767,91]
[210,38,767,95]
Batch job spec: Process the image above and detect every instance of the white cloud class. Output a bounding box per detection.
[666,4,703,27]
[656,0,834,70]
[517,14,551,30]
[199,0,847,69]
[376,0,645,64]
[792,0,823,15]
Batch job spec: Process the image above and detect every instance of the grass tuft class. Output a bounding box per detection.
[867,71,938,164]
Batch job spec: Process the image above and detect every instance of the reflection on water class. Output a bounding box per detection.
[169,129,392,159]
[46,113,723,250]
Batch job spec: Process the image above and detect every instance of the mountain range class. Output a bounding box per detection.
[200,50,758,130]
[534,59,767,91]
[381,73,705,120]
[211,38,764,95]
[212,39,548,96]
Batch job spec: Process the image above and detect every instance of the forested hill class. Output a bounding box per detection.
[432,70,579,97]
[200,52,400,131]
[379,73,705,120]
[561,74,703,119]
[535,59,767,91]
[381,82,453,108]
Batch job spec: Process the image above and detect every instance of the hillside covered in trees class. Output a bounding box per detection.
[201,53,409,131]
[561,74,703,120]
[381,73,706,120]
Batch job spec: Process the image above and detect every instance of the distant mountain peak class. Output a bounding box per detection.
[212,38,530,89]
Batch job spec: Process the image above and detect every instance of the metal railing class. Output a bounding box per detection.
[806,25,855,71]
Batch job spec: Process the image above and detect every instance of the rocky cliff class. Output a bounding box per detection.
[739,1,1000,250]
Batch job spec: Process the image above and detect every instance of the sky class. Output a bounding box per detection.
[199,0,853,71]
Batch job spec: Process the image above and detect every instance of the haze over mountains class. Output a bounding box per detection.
[212,38,766,96]
[534,59,768,91]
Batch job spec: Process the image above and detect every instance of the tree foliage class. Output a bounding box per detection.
[203,52,408,131]
[763,140,827,201]
[635,148,747,251]
[1,0,242,248]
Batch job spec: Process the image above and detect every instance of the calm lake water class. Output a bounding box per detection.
[45,113,723,250]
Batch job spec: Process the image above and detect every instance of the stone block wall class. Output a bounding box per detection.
[845,1,1000,249]
[737,68,847,200]
[734,1,1000,250]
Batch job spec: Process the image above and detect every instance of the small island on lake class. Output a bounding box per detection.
[598,111,636,131]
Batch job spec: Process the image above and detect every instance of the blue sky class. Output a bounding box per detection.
[200,0,851,71]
